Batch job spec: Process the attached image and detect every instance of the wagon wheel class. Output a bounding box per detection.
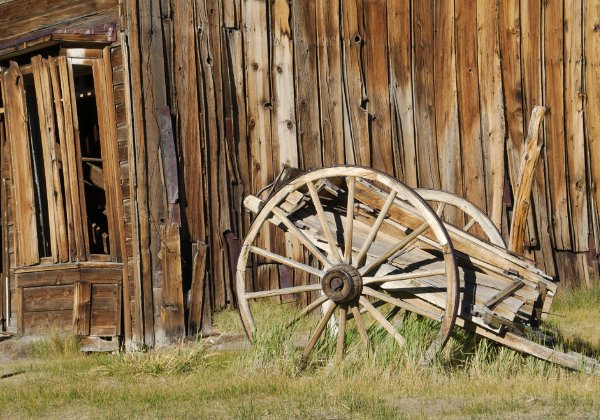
[415,189,506,247]
[236,166,459,363]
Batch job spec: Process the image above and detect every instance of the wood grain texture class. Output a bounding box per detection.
[585,0,600,264]
[294,0,322,168]
[159,224,185,341]
[4,62,39,266]
[362,0,392,175]
[542,0,569,251]
[477,0,505,229]
[499,0,524,199]
[433,0,462,225]
[8,0,600,345]
[564,0,589,253]
[273,0,299,167]
[316,0,344,166]
[412,0,440,189]
[341,0,369,166]
[387,0,416,184]
[0,0,118,45]
[509,107,546,255]
[172,0,205,242]
[456,0,486,217]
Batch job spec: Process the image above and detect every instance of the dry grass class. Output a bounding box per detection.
[0,286,599,418]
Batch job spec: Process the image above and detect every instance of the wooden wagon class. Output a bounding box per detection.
[235,110,600,374]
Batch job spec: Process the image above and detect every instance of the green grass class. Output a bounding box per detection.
[1,287,600,418]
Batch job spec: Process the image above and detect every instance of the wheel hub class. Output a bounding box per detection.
[321,264,362,303]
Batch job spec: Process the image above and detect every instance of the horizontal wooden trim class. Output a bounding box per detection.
[16,264,123,288]
[60,48,104,59]
[0,23,117,60]
[15,260,122,274]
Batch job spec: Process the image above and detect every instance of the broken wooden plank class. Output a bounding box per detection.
[509,106,546,255]
[159,223,185,341]
[188,241,207,336]
[3,62,39,266]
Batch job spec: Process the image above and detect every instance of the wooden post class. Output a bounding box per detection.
[509,106,546,255]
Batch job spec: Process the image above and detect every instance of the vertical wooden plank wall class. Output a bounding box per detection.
[120,0,600,344]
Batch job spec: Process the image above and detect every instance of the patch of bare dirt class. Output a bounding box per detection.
[0,335,42,363]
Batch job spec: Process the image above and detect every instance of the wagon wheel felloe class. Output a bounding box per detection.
[237,166,460,363]
[414,189,505,247]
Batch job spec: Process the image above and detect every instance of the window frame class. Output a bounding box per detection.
[1,47,123,267]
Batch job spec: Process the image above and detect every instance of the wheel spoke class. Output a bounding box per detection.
[286,295,329,327]
[306,181,343,264]
[302,300,337,361]
[362,286,443,321]
[271,206,333,269]
[384,306,402,323]
[463,217,476,232]
[344,176,355,264]
[435,202,446,216]
[249,245,325,277]
[359,296,406,347]
[245,283,322,300]
[355,190,398,268]
[361,221,430,275]
[335,305,347,362]
[363,268,446,285]
[350,302,370,351]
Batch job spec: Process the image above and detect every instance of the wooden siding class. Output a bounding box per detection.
[0,0,118,46]
[2,0,596,345]
[118,0,600,345]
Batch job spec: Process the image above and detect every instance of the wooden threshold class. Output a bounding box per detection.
[15,259,122,274]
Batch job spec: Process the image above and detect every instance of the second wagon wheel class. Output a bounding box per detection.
[237,166,460,363]
[414,189,506,247]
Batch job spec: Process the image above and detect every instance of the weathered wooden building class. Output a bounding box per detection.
[0,0,599,349]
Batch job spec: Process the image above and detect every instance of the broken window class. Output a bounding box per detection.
[1,50,121,266]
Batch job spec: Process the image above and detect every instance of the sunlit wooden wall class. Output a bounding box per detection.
[122,0,600,339]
